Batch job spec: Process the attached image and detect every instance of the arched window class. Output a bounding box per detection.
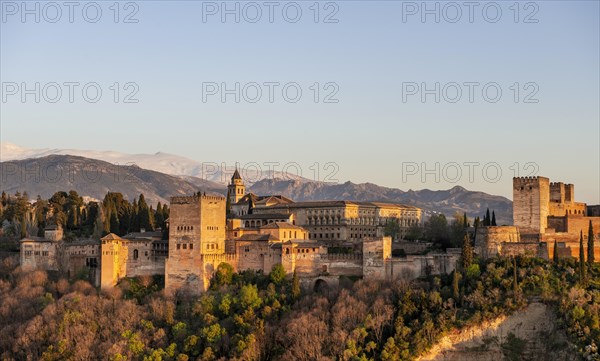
[133,249,139,260]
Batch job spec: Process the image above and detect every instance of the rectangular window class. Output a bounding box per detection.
[183,244,187,249]
[177,244,180,250]
[190,243,193,249]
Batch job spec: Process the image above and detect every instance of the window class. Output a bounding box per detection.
[190,243,193,249]
[133,249,139,260]
[177,244,180,250]
[183,244,187,249]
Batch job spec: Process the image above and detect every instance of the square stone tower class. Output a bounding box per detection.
[165,194,226,294]
[513,176,550,236]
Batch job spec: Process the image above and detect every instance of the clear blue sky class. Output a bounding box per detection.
[1,0,599,202]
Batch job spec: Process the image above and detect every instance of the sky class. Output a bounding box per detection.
[1,0,599,202]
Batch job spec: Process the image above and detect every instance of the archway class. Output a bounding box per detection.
[313,278,329,293]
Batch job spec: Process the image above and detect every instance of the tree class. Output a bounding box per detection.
[155,202,165,229]
[20,214,27,238]
[138,194,153,231]
[452,270,460,302]
[381,337,401,361]
[462,213,468,229]
[588,220,595,265]
[579,231,586,284]
[225,189,231,215]
[291,270,300,300]
[384,218,400,240]
[404,224,424,241]
[1,191,7,207]
[461,233,473,270]
[512,257,519,294]
[450,212,466,248]
[491,211,497,226]
[553,239,559,263]
[239,284,262,309]
[269,264,286,285]
[424,214,450,247]
[484,208,491,226]
[212,263,234,288]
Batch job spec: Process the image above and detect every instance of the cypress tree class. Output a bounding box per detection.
[462,213,468,229]
[513,257,518,294]
[20,215,27,238]
[461,233,473,270]
[110,205,119,234]
[485,208,491,226]
[292,270,300,300]
[138,194,153,231]
[452,270,460,302]
[226,189,231,215]
[553,239,559,263]
[491,211,497,226]
[588,220,595,265]
[579,230,586,284]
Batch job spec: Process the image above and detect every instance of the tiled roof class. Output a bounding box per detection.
[101,233,122,241]
[238,213,292,220]
[235,234,279,242]
[260,222,305,230]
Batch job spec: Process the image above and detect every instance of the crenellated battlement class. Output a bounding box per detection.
[513,176,548,183]
[170,194,225,204]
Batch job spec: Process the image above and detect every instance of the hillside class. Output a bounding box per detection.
[0,155,224,205]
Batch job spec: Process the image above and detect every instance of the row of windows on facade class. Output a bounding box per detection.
[309,232,378,239]
[307,217,416,226]
[177,243,219,250]
[176,226,194,231]
[244,219,289,227]
[24,251,48,257]
[69,250,96,255]
[242,246,317,254]
[174,243,220,250]
[175,225,220,231]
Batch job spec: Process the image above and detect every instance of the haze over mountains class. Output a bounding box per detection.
[0,143,306,185]
[0,143,513,223]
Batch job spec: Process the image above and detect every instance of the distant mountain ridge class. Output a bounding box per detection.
[0,154,513,223]
[0,142,307,185]
[248,179,513,224]
[0,155,225,205]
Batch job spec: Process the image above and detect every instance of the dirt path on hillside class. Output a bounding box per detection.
[418,302,577,361]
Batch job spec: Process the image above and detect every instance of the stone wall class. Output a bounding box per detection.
[20,240,58,271]
[394,241,433,255]
[500,242,547,258]
[386,252,459,281]
[474,226,520,258]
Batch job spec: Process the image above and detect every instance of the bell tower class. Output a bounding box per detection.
[228,168,245,205]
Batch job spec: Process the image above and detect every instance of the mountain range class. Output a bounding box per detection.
[0,142,306,185]
[0,143,513,223]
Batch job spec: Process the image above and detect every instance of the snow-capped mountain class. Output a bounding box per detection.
[0,142,307,185]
